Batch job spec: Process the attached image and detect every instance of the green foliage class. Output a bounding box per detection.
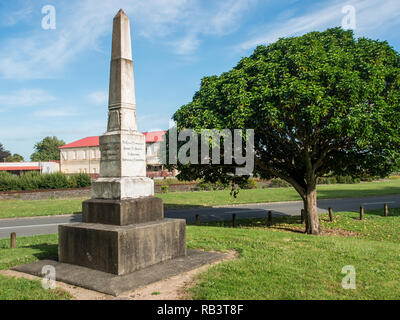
[67,173,92,188]
[239,177,258,189]
[160,185,169,193]
[168,27,400,198]
[0,172,91,192]
[30,136,65,161]
[267,178,290,188]
[197,179,230,191]
[0,143,11,162]
[4,153,24,162]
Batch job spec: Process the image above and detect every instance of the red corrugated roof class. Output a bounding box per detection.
[59,136,99,149]
[59,131,166,149]
[0,166,40,171]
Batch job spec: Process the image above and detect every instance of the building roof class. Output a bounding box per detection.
[59,131,166,149]
[0,166,40,171]
[59,136,99,149]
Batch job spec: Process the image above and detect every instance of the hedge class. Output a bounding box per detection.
[0,172,92,192]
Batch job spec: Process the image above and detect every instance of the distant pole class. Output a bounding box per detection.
[328,208,333,222]
[267,211,272,226]
[384,203,389,217]
[232,214,237,228]
[10,232,16,249]
[195,214,200,226]
[301,209,305,224]
[360,206,364,220]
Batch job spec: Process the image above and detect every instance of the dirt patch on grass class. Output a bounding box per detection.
[124,250,237,300]
[271,226,360,237]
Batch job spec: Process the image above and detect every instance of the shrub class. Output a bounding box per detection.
[241,178,258,189]
[161,185,169,193]
[0,172,19,191]
[317,176,337,184]
[18,173,40,190]
[0,172,91,192]
[197,181,214,191]
[269,179,290,188]
[336,175,354,184]
[68,173,92,188]
[197,180,229,191]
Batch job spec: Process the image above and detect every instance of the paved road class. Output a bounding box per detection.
[1,194,400,239]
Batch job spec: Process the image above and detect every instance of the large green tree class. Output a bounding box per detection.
[5,154,24,162]
[30,136,65,161]
[0,143,11,162]
[169,28,400,234]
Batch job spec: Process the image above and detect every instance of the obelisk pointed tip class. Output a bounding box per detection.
[114,9,127,18]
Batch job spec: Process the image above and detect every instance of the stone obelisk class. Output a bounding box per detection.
[93,9,153,200]
[58,9,186,276]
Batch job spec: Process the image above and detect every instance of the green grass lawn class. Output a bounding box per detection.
[1,179,400,219]
[1,208,400,299]
[0,235,70,300]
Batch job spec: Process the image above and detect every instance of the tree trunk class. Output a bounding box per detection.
[303,185,321,235]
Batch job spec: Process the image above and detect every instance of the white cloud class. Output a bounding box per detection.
[0,0,256,79]
[0,89,55,108]
[237,0,400,51]
[1,5,33,27]
[88,91,108,105]
[33,109,77,118]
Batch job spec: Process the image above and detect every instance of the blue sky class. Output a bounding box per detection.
[0,0,399,160]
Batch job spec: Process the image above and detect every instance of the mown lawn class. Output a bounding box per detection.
[0,208,399,299]
[1,179,400,219]
[0,235,70,300]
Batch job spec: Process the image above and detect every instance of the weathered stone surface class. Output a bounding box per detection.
[58,219,186,275]
[13,250,228,296]
[82,197,163,225]
[98,132,147,178]
[91,177,154,199]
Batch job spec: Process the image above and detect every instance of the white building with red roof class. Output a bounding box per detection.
[59,131,173,178]
[0,161,60,175]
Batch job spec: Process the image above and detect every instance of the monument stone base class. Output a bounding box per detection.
[92,177,154,199]
[58,219,186,275]
[82,196,163,225]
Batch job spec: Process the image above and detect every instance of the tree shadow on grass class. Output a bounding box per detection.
[189,214,304,230]
[21,243,58,261]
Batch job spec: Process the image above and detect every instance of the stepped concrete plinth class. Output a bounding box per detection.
[59,219,186,275]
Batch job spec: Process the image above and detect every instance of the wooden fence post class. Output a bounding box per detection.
[267,211,272,226]
[10,232,16,249]
[195,214,200,226]
[232,214,237,228]
[328,208,333,222]
[360,206,364,220]
[384,203,389,217]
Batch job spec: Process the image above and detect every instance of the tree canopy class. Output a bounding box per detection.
[169,28,400,234]
[30,136,65,161]
[4,154,24,162]
[0,143,11,162]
